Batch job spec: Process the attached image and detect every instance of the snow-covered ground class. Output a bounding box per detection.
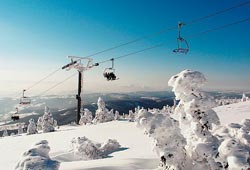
[214,101,250,125]
[0,121,158,170]
[0,101,249,170]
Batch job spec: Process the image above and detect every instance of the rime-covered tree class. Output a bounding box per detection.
[27,118,37,135]
[36,116,43,131]
[242,93,247,102]
[2,127,8,137]
[18,123,23,135]
[92,97,114,123]
[79,108,93,125]
[128,110,135,122]
[42,106,56,133]
[114,110,120,120]
[168,70,221,169]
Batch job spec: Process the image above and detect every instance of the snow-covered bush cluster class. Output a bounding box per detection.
[37,106,57,133]
[15,140,59,170]
[79,108,93,125]
[71,136,120,160]
[216,93,249,106]
[213,119,250,169]
[136,69,250,170]
[92,97,115,124]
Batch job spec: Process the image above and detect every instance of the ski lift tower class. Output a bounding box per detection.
[62,56,95,124]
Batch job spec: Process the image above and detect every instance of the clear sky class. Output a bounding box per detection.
[0,0,249,97]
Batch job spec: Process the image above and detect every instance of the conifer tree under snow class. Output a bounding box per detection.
[41,106,57,133]
[2,127,8,137]
[27,118,37,135]
[79,108,93,125]
[92,97,114,123]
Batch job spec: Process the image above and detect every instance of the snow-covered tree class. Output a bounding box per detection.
[92,97,114,124]
[128,110,135,122]
[114,110,120,120]
[168,70,221,169]
[79,108,93,125]
[15,140,59,170]
[42,106,56,133]
[18,123,23,135]
[36,116,43,131]
[2,127,8,137]
[241,93,248,102]
[27,118,37,135]
[135,107,187,169]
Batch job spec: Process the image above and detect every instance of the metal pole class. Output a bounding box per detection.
[76,71,82,124]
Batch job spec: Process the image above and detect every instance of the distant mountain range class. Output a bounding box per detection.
[0,91,248,131]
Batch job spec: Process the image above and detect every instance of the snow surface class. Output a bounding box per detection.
[214,101,250,125]
[0,99,249,169]
[0,121,158,170]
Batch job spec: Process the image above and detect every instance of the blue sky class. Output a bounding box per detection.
[0,0,249,96]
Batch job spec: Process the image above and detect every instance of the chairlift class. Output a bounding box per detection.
[173,22,189,54]
[11,107,19,121]
[103,58,119,81]
[19,89,31,105]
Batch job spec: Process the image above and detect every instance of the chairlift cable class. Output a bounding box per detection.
[187,18,250,38]
[95,17,250,65]
[82,1,249,58]
[25,68,62,91]
[36,72,77,97]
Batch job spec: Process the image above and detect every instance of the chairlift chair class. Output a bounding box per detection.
[103,58,119,81]
[19,89,31,105]
[173,22,189,54]
[11,107,19,121]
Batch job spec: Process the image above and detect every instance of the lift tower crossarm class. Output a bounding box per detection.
[62,56,94,124]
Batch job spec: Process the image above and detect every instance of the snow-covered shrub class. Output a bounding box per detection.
[71,137,101,160]
[92,97,114,124]
[42,106,57,133]
[27,118,37,135]
[213,119,250,169]
[15,140,59,170]
[71,136,121,160]
[99,139,121,155]
[2,127,8,137]
[79,108,93,125]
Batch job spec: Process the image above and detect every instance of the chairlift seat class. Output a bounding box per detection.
[11,114,19,121]
[20,97,31,105]
[173,48,189,54]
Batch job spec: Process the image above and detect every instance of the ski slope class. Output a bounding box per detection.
[214,101,250,125]
[1,101,250,170]
[0,121,158,170]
